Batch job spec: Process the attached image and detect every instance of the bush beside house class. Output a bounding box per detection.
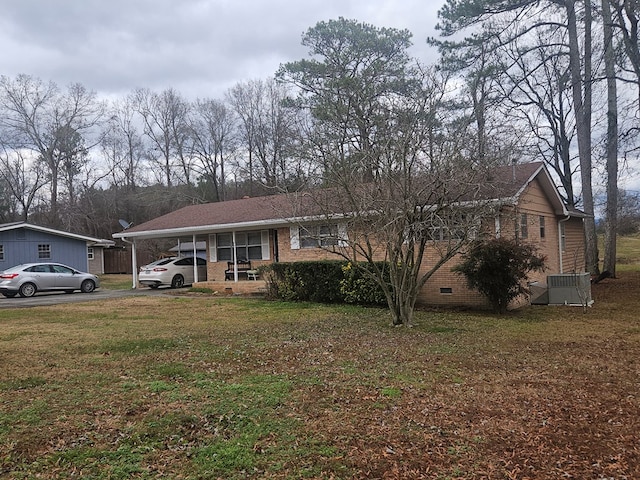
[262,261,388,306]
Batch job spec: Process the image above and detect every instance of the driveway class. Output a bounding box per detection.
[0,287,182,308]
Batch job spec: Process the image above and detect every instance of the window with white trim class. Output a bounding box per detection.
[560,222,566,251]
[300,225,339,248]
[38,244,51,259]
[539,216,546,239]
[0,244,4,261]
[87,247,94,260]
[216,231,266,261]
[422,213,476,242]
[290,224,347,250]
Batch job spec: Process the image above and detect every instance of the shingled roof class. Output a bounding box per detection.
[113,162,573,240]
[1,222,115,246]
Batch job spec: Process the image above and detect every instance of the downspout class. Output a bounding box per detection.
[558,215,571,274]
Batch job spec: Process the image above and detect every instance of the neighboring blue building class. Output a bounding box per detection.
[0,222,114,274]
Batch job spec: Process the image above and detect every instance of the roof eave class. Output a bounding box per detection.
[112,213,354,240]
[113,218,293,240]
[1,222,114,244]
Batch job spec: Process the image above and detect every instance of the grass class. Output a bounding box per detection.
[98,274,135,290]
[0,237,638,478]
[597,231,640,272]
[613,233,640,270]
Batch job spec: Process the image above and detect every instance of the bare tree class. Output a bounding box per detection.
[101,95,146,190]
[135,88,191,187]
[0,75,104,226]
[436,0,599,273]
[227,78,298,193]
[0,146,45,221]
[611,0,640,106]
[498,25,579,207]
[602,0,620,277]
[227,80,260,195]
[189,98,237,201]
[279,19,491,325]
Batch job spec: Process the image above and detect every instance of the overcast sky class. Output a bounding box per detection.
[0,0,446,100]
[3,1,636,194]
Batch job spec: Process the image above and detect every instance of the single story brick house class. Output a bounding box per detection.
[113,162,587,307]
[0,222,115,275]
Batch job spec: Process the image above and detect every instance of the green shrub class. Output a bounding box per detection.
[340,262,388,306]
[262,261,344,303]
[262,261,387,305]
[453,237,546,313]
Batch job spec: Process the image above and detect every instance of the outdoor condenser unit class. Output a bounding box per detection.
[547,273,593,306]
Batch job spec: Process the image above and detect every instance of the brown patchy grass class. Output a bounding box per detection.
[1,272,640,479]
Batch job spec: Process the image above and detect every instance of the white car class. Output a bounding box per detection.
[138,256,207,289]
[0,263,100,298]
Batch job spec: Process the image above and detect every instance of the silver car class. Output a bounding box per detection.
[138,256,207,289]
[0,263,100,298]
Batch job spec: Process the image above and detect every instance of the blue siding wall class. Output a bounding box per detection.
[0,229,89,271]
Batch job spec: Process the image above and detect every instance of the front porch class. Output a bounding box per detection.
[193,280,267,296]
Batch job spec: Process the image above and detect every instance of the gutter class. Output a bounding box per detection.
[111,214,351,240]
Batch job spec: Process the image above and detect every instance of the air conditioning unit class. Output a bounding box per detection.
[547,273,593,306]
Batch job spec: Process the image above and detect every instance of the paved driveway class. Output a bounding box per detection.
[0,287,180,308]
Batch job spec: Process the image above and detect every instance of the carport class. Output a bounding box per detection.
[110,204,294,289]
[112,228,207,289]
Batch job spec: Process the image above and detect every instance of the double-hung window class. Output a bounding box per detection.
[215,231,266,261]
[300,225,339,248]
[290,224,347,249]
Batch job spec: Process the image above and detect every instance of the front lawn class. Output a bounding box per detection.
[1,271,639,478]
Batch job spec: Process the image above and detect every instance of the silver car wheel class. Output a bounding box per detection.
[19,282,37,298]
[81,279,96,293]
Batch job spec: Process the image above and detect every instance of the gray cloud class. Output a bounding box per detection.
[0,0,444,99]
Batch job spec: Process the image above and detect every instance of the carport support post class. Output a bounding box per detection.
[131,239,138,289]
[192,234,198,282]
[232,231,238,282]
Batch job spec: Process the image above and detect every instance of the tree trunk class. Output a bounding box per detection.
[566,0,599,274]
[602,0,619,277]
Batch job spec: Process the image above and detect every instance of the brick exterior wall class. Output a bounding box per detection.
[203,178,585,309]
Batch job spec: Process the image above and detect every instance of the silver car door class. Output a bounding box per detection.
[29,264,56,290]
[51,265,79,289]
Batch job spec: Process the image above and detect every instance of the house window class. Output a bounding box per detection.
[560,222,566,251]
[520,214,528,239]
[38,244,51,259]
[87,247,94,260]
[300,225,339,248]
[440,287,453,294]
[0,244,4,261]
[425,213,477,242]
[217,231,263,261]
[539,216,546,239]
